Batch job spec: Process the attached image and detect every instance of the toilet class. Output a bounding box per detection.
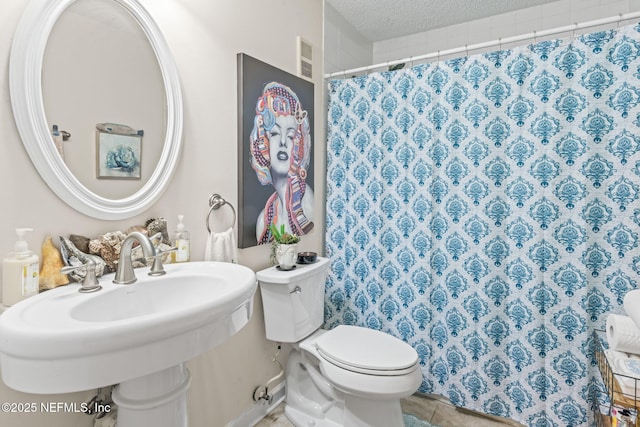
[257,257,422,427]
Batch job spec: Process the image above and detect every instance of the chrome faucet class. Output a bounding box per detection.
[60,258,102,293]
[113,232,156,284]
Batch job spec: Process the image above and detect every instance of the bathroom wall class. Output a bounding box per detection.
[324,2,372,74]
[373,0,640,65]
[0,0,323,426]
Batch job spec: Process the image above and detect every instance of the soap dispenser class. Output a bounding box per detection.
[2,228,39,306]
[172,215,190,263]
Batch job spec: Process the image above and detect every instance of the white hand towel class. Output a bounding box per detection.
[204,227,237,263]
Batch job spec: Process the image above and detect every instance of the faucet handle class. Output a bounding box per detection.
[60,259,102,293]
[147,247,177,277]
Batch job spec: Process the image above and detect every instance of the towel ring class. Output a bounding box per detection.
[206,193,236,233]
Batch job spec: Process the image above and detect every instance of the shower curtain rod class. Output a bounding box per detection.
[325,10,640,79]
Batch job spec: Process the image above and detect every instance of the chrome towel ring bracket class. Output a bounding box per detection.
[206,193,237,233]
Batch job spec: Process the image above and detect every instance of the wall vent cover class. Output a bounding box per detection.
[297,36,313,81]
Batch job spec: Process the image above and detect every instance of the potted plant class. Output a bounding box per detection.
[270,224,300,270]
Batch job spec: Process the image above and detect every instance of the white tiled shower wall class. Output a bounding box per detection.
[324,0,640,75]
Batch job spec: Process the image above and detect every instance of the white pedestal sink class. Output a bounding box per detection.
[0,261,257,427]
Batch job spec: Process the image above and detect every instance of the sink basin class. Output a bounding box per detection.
[0,261,257,394]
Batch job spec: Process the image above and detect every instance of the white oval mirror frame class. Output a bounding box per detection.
[10,0,183,220]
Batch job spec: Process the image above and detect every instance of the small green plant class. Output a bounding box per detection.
[269,224,300,266]
[270,224,300,244]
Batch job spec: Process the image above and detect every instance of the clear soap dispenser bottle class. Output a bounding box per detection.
[172,215,190,263]
[2,228,39,306]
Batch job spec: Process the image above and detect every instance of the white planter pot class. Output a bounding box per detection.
[275,244,298,270]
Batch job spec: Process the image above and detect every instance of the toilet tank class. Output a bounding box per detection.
[257,257,330,342]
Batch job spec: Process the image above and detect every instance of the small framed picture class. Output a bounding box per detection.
[96,124,142,180]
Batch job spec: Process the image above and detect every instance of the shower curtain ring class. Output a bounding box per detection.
[533,30,537,45]
[465,44,469,57]
[618,13,623,29]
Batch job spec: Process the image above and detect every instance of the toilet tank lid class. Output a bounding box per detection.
[256,256,330,284]
[315,325,418,372]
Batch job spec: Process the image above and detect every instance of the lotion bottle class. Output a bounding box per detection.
[172,215,190,263]
[2,228,39,306]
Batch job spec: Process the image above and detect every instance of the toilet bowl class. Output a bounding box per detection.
[257,257,422,427]
[309,326,422,398]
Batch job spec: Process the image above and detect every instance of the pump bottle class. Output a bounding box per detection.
[2,228,39,306]
[172,215,190,263]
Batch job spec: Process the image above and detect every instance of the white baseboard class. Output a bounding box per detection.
[226,381,286,427]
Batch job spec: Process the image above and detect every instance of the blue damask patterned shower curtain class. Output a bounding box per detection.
[325,24,640,427]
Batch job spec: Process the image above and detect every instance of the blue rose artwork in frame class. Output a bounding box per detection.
[96,123,142,179]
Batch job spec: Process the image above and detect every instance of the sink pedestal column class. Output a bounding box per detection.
[112,363,191,427]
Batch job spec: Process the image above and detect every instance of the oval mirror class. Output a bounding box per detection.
[10,0,183,220]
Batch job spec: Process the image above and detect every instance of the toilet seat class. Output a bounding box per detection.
[314,325,418,376]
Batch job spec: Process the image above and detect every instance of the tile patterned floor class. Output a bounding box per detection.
[255,393,524,427]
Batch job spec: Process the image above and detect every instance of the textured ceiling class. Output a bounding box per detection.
[326,0,559,42]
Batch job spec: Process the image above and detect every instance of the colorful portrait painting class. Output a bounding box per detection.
[237,53,315,248]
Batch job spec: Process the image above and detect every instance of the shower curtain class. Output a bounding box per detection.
[325,23,640,427]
